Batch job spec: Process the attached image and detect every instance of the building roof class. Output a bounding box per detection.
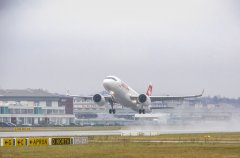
[0,89,64,97]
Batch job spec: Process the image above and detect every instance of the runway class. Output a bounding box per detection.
[1,129,239,137]
[0,130,120,137]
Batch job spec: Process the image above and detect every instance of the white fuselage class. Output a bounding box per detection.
[103,76,142,111]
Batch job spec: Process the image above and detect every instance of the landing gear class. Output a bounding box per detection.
[109,100,116,114]
[138,109,145,114]
[109,109,116,114]
[138,104,145,114]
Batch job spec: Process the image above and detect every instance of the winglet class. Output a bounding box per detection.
[197,89,205,97]
[146,82,153,96]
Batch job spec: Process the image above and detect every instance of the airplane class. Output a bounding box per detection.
[87,75,204,114]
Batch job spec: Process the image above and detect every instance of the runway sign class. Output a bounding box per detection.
[3,138,13,147]
[28,137,49,146]
[52,137,72,145]
[74,137,88,144]
[16,138,26,146]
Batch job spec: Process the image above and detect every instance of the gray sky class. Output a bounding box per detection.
[0,0,240,97]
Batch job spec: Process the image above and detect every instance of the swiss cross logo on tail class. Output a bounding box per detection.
[146,82,153,96]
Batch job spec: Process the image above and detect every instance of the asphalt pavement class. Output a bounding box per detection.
[1,129,239,137]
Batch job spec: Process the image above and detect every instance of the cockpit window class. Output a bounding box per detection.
[105,77,118,81]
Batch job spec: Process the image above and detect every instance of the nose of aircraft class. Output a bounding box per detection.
[103,79,115,90]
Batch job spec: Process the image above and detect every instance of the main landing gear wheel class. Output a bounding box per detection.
[138,109,145,114]
[109,109,116,114]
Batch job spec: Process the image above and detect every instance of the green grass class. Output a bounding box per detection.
[0,142,240,158]
[89,132,240,142]
[0,133,240,158]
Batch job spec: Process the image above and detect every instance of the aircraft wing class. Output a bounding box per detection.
[149,90,204,102]
[130,90,204,102]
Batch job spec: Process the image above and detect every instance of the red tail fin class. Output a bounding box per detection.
[146,82,153,96]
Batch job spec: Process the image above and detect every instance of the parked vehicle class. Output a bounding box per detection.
[21,123,32,127]
[70,122,78,126]
[6,122,16,127]
[0,122,12,127]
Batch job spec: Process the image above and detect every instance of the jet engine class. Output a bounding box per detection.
[138,94,151,106]
[93,94,106,106]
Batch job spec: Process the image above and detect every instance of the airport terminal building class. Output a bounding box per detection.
[0,89,75,125]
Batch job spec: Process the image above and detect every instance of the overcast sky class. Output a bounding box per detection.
[0,0,240,97]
